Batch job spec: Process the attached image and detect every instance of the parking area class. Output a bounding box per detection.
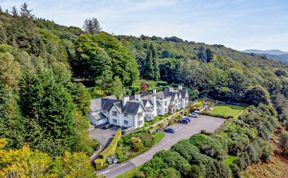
[89,127,116,148]
[97,114,225,178]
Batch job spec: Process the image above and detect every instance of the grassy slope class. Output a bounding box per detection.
[244,155,288,178]
[243,128,288,178]
[208,104,246,119]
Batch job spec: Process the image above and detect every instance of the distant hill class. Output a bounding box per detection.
[243,49,288,62]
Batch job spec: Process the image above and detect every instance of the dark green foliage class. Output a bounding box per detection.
[260,142,273,162]
[73,32,139,86]
[117,35,288,105]
[189,134,226,160]
[141,104,277,177]
[143,43,160,80]
[0,84,24,148]
[20,68,76,155]
[279,131,288,157]
[245,86,270,106]
[159,168,181,178]
[171,140,201,162]
[0,10,96,156]
[153,150,191,176]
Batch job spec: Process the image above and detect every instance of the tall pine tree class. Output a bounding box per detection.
[144,43,160,80]
[150,43,160,80]
[20,67,77,156]
[144,47,154,80]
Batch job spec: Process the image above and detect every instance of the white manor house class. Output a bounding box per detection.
[88,85,189,129]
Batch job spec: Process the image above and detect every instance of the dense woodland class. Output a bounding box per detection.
[1,3,288,177]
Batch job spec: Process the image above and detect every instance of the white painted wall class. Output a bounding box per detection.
[157,97,170,115]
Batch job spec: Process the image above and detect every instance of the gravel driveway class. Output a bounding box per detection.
[97,115,225,178]
[89,127,116,147]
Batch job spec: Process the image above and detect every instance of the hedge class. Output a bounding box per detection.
[203,112,233,119]
[99,129,122,159]
[95,158,106,170]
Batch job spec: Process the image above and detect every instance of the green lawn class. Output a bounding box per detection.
[116,166,142,178]
[208,104,246,119]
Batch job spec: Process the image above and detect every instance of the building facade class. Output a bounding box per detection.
[88,85,189,129]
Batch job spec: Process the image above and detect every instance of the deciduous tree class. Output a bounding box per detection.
[111,76,125,99]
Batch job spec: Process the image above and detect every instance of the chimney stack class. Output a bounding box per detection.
[135,94,141,101]
[122,96,129,106]
[178,85,183,90]
[153,89,157,94]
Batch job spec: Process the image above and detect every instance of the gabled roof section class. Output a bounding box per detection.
[113,102,123,113]
[143,99,153,107]
[123,101,145,115]
[101,98,118,111]
[180,90,188,98]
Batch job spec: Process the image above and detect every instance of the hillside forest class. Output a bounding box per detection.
[1,3,288,177]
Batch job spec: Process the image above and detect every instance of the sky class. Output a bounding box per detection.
[1,0,288,51]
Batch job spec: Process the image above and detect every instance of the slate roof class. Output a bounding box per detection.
[101,98,118,111]
[89,87,187,115]
[180,90,187,98]
[114,102,123,112]
[123,101,143,115]
[143,99,153,107]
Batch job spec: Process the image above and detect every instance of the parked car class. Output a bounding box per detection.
[179,119,189,125]
[190,113,198,118]
[183,117,191,122]
[164,128,175,133]
[103,123,111,129]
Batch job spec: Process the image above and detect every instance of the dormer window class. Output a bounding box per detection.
[112,111,117,116]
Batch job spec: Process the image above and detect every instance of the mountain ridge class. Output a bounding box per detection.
[243,49,288,62]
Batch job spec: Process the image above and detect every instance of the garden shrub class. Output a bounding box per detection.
[94,158,107,170]
[189,134,226,160]
[159,168,181,178]
[260,142,273,162]
[131,137,144,151]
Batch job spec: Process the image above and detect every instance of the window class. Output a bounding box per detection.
[138,113,143,117]
[165,101,168,106]
[112,111,117,116]
[113,119,117,123]
[124,120,128,125]
[124,113,128,117]
[138,120,143,126]
[165,108,168,113]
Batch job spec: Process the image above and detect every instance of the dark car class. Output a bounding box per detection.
[179,119,189,124]
[183,117,191,122]
[164,128,175,133]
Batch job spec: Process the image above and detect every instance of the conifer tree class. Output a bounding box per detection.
[150,43,160,80]
[144,48,154,80]
[20,3,33,18]
[11,6,18,17]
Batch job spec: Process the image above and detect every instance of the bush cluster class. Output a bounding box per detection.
[138,104,278,177]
